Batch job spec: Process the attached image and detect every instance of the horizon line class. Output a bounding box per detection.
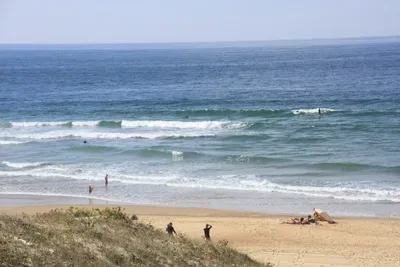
[1,35,400,46]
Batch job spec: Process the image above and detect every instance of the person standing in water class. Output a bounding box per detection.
[203,224,212,240]
[105,174,108,187]
[88,185,94,194]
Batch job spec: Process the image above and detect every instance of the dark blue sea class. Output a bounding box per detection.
[1,39,400,217]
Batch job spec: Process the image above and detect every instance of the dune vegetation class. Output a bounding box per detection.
[0,207,272,267]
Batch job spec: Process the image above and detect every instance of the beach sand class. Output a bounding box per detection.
[1,197,399,267]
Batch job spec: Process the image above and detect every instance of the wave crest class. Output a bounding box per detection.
[292,108,337,115]
[0,140,27,145]
[1,131,215,140]
[5,120,249,130]
[1,161,49,169]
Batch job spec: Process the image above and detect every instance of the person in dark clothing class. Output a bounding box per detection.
[203,224,212,240]
[104,174,108,187]
[166,222,177,235]
[88,185,93,194]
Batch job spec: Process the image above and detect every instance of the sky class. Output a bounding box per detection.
[0,0,399,44]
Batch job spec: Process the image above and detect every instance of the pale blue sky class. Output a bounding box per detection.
[0,0,399,44]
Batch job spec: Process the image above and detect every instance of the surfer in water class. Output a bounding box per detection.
[105,174,108,187]
[318,108,321,115]
[83,140,87,144]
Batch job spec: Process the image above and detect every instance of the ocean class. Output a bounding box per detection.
[1,39,399,217]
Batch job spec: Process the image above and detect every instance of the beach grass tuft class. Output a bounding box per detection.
[0,207,272,267]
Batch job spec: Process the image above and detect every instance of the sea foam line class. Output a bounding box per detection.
[6,120,249,130]
[1,168,399,203]
[0,140,27,145]
[292,108,337,115]
[1,161,48,169]
[0,131,216,140]
[0,191,133,204]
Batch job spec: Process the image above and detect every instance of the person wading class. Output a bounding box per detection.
[105,174,108,187]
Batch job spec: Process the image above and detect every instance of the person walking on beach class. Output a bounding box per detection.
[105,174,108,187]
[166,222,177,235]
[203,223,212,240]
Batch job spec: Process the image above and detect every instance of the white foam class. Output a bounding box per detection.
[11,121,98,127]
[0,130,216,140]
[1,161,46,169]
[0,140,26,145]
[292,108,337,115]
[0,170,72,179]
[8,120,248,130]
[0,165,176,185]
[171,151,183,156]
[121,120,247,129]
[171,151,184,161]
[2,164,398,203]
[250,180,400,202]
[0,191,130,204]
[165,178,400,203]
[12,121,69,127]
[71,121,99,127]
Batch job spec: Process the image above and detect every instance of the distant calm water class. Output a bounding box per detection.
[1,40,399,217]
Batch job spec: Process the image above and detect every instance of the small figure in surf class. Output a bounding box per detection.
[88,185,94,194]
[184,116,189,119]
[166,222,177,235]
[83,140,87,144]
[318,108,321,115]
[105,174,108,187]
[203,224,212,240]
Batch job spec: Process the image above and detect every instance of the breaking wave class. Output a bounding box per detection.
[0,131,216,140]
[292,108,338,115]
[1,167,399,203]
[1,161,50,169]
[0,140,28,145]
[4,120,249,130]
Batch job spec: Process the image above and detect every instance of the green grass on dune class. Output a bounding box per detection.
[0,207,272,267]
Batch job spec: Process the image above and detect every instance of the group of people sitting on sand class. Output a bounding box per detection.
[286,215,317,225]
[166,222,213,241]
[284,208,336,225]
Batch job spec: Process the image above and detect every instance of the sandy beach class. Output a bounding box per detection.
[1,196,399,267]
